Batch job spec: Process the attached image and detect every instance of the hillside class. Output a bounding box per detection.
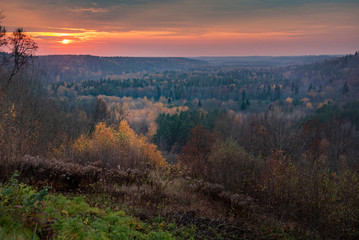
[51,53,359,112]
[285,53,359,101]
[193,55,337,67]
[31,55,340,83]
[1,52,359,240]
[34,55,207,82]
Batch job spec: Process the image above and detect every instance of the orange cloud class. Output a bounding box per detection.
[3,0,358,56]
[28,28,307,45]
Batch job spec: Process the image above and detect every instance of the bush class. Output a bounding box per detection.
[0,155,101,190]
[206,139,260,192]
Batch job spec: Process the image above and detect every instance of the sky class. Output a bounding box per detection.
[1,0,359,57]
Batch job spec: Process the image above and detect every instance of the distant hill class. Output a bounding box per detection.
[284,53,359,102]
[32,55,343,83]
[34,55,207,82]
[192,55,339,67]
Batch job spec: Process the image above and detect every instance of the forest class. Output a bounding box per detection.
[1,24,359,239]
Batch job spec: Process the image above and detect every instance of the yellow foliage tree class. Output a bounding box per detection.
[73,121,166,169]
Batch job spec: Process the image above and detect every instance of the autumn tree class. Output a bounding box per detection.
[301,105,359,171]
[73,121,166,169]
[180,125,216,176]
[0,15,40,156]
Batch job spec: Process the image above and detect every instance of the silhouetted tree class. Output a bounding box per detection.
[0,12,7,74]
[0,11,6,48]
[8,28,38,83]
[0,26,5,48]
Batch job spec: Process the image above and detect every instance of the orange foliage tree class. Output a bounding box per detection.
[72,121,166,170]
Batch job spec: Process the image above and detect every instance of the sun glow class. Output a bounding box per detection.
[61,39,71,44]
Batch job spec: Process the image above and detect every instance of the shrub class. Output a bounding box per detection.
[206,139,260,192]
[0,155,102,190]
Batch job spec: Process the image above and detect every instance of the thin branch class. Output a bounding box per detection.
[7,28,38,83]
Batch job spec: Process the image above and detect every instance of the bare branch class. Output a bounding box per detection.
[0,26,6,48]
[0,10,5,23]
[0,11,6,48]
[8,28,38,83]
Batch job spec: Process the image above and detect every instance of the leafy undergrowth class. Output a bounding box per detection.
[0,172,175,240]
[1,172,302,240]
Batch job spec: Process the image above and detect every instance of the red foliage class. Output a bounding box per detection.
[180,125,217,177]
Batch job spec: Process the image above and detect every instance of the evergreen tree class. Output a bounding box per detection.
[308,83,313,92]
[240,101,247,110]
[241,89,246,101]
[274,85,281,100]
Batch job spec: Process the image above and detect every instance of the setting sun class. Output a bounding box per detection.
[61,39,71,44]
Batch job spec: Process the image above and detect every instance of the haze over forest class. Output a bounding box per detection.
[1,0,359,239]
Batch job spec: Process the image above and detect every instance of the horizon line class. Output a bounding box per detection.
[32,53,347,58]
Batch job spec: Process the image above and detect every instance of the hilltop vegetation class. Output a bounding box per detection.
[193,55,336,67]
[34,55,207,82]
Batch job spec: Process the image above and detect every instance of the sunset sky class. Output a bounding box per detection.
[1,0,359,56]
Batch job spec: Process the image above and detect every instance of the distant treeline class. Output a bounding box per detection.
[33,55,207,82]
[52,54,359,112]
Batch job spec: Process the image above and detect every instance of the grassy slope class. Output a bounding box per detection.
[0,175,180,240]
[1,170,303,240]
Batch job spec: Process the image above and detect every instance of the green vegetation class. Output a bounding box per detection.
[0,172,175,240]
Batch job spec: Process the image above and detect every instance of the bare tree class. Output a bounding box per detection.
[0,11,6,48]
[0,27,5,48]
[0,11,7,81]
[7,28,38,83]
